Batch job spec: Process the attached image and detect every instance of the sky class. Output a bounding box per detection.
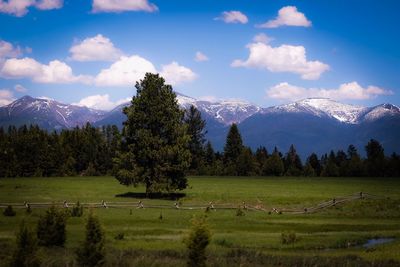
[0,0,399,110]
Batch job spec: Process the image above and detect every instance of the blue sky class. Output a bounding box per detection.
[0,0,399,110]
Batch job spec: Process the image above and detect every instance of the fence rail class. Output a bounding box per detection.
[0,192,388,215]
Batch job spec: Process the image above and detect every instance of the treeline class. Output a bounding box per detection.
[0,107,399,178]
[187,123,400,177]
[0,124,120,177]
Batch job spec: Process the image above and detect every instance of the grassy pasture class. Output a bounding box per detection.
[0,176,400,266]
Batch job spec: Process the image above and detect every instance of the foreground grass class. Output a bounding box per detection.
[0,176,400,266]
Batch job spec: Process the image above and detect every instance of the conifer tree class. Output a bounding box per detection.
[284,145,303,176]
[77,212,105,267]
[262,147,284,176]
[365,139,386,177]
[37,206,67,247]
[184,105,207,172]
[223,123,244,175]
[115,73,191,193]
[11,221,40,267]
[185,216,211,267]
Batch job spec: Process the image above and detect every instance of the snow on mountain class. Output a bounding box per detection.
[359,103,400,122]
[264,98,367,124]
[0,95,105,129]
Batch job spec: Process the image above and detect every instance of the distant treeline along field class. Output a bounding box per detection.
[1,121,399,178]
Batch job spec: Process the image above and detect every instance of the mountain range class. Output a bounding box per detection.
[1,94,399,159]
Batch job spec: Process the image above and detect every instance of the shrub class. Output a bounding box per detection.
[37,206,68,247]
[3,205,16,216]
[236,207,245,216]
[77,211,106,267]
[10,221,41,267]
[281,231,297,245]
[71,201,84,217]
[114,232,124,240]
[185,216,211,267]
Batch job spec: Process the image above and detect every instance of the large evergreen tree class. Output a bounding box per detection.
[223,123,244,175]
[184,105,207,172]
[365,139,386,177]
[284,145,303,176]
[114,73,191,193]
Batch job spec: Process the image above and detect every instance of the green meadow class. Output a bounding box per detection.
[1,176,400,266]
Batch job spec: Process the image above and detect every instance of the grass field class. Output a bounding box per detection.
[1,176,400,266]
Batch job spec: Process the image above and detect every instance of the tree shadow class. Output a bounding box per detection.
[115,192,186,200]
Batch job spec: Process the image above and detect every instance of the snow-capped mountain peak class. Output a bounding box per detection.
[266,98,367,124]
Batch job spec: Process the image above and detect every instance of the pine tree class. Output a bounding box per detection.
[284,145,303,176]
[237,147,256,176]
[262,148,284,176]
[185,216,211,267]
[307,153,321,176]
[77,212,106,267]
[184,105,207,173]
[365,139,386,177]
[115,73,191,194]
[346,145,364,176]
[11,221,40,267]
[223,124,244,175]
[321,151,339,177]
[37,206,67,247]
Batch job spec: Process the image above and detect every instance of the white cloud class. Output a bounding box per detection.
[73,94,130,110]
[35,0,62,10]
[258,6,311,28]
[266,82,393,101]
[14,84,27,92]
[0,57,92,84]
[92,0,157,13]
[160,61,197,86]
[0,40,21,59]
[215,11,248,24]
[69,34,123,62]
[194,51,209,62]
[0,89,15,106]
[232,41,329,80]
[95,55,156,86]
[252,33,273,44]
[0,0,62,17]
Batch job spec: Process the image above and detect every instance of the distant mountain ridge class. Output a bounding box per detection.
[1,94,399,158]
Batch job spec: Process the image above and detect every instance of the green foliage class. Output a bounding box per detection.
[365,139,386,177]
[10,221,41,267]
[284,145,303,176]
[114,232,125,240]
[37,206,68,247]
[223,124,243,174]
[77,211,106,267]
[3,205,16,216]
[236,207,245,216]
[281,231,297,245]
[115,73,191,193]
[71,201,84,217]
[185,216,211,267]
[262,149,284,176]
[185,105,207,172]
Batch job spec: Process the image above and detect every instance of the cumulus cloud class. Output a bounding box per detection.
[73,94,130,110]
[0,40,21,60]
[215,11,248,24]
[0,0,62,17]
[194,51,209,62]
[95,55,156,86]
[252,33,273,44]
[160,61,197,86]
[69,34,123,62]
[14,84,27,92]
[257,6,311,28]
[92,0,157,13]
[232,41,329,80]
[0,57,92,84]
[266,82,393,101]
[0,89,15,106]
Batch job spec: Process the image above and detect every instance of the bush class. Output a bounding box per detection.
[114,232,125,240]
[3,205,16,216]
[10,221,41,267]
[71,201,84,217]
[185,216,211,267]
[77,211,106,267]
[281,231,297,245]
[236,207,245,216]
[37,206,68,247]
